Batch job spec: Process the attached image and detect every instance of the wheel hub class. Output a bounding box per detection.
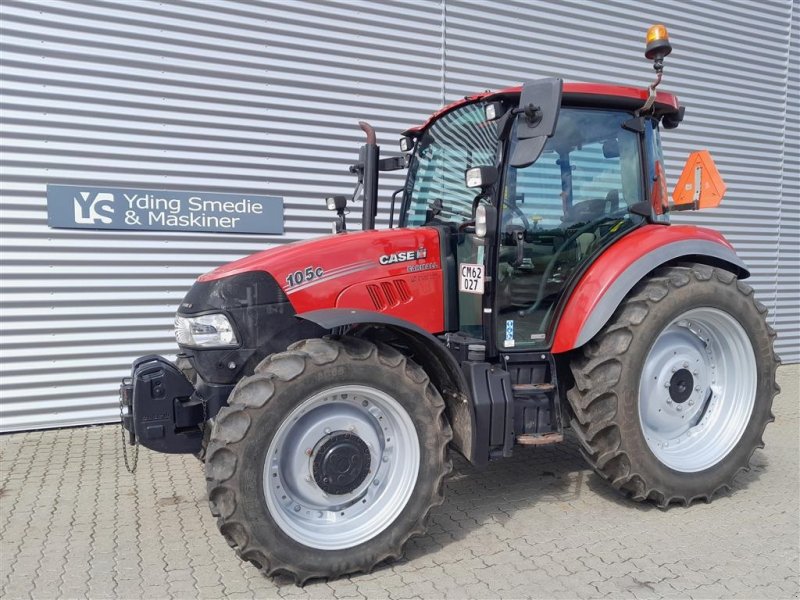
[668,368,694,403]
[312,433,371,495]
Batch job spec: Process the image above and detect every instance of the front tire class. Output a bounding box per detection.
[567,264,779,507]
[205,337,452,583]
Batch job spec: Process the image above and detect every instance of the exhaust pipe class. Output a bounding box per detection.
[357,121,379,230]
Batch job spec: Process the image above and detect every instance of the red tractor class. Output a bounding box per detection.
[120,26,779,582]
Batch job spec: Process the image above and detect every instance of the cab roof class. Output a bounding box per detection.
[404,82,681,135]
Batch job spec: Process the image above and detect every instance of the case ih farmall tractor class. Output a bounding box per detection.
[121,26,779,582]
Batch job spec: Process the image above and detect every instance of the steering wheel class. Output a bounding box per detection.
[521,207,629,316]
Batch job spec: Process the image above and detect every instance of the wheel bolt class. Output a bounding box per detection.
[305,448,312,456]
[672,367,677,373]
[324,427,331,434]
[664,382,670,388]
[382,456,388,463]
[348,425,355,432]
[294,505,301,512]
[695,386,701,392]
[688,400,695,406]
[676,406,682,412]
[683,361,689,368]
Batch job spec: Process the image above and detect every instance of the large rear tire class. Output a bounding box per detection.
[567,264,779,507]
[205,337,452,583]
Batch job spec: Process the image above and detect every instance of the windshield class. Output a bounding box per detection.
[403,102,500,226]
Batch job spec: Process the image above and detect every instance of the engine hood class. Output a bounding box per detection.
[197,227,445,331]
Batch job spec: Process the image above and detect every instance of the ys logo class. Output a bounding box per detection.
[73,191,115,225]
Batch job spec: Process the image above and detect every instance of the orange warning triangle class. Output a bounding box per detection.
[671,150,727,209]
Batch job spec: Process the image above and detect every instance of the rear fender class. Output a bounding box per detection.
[551,224,749,353]
[296,309,475,460]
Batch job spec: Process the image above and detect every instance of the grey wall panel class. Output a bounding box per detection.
[0,0,796,432]
[780,2,799,363]
[0,0,444,432]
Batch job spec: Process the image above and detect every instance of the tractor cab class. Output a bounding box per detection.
[397,82,680,356]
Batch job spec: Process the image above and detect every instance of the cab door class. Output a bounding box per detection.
[495,108,646,351]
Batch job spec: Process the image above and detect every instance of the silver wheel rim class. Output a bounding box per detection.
[638,307,757,473]
[263,385,420,550]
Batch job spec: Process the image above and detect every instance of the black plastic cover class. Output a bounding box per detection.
[129,355,202,454]
[180,271,287,314]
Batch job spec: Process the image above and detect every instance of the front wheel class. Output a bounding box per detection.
[205,337,452,583]
[567,264,779,507]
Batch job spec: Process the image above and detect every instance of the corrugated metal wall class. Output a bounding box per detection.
[1,0,797,432]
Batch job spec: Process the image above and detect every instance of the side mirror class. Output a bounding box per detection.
[475,203,497,239]
[511,78,563,168]
[465,165,498,189]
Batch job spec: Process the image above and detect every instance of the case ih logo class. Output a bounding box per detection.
[379,247,427,265]
[73,191,115,224]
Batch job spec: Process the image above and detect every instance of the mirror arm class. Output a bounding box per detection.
[389,187,404,228]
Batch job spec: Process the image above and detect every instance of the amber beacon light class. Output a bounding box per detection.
[645,24,672,63]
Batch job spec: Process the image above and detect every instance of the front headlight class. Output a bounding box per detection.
[175,313,238,348]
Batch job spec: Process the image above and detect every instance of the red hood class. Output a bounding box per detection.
[198,227,445,331]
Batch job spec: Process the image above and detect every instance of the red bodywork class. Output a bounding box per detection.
[200,228,446,333]
[550,224,737,353]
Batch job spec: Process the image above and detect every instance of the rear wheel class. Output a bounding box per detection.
[567,264,779,506]
[205,337,452,582]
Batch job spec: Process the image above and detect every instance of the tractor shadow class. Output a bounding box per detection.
[383,434,768,576]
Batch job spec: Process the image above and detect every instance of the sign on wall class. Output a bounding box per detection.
[47,184,284,234]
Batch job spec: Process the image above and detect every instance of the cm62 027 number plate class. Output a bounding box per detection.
[459,263,484,295]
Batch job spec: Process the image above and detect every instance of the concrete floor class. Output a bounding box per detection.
[1,365,798,600]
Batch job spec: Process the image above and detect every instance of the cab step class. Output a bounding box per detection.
[516,432,563,446]
[511,382,555,394]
